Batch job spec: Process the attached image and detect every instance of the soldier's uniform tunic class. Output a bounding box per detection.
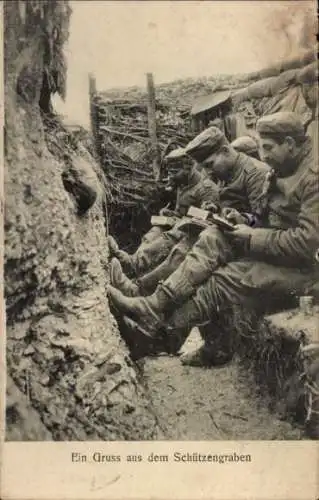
[138,152,270,294]
[168,135,318,328]
[108,116,318,362]
[130,167,219,275]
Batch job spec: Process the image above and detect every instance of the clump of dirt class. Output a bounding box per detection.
[4,0,161,441]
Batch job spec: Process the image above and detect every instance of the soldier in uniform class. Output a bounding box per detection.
[109,112,318,365]
[110,126,271,298]
[108,147,219,278]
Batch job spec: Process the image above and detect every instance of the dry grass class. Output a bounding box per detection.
[222,306,313,429]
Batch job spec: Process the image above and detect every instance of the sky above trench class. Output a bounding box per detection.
[54,0,316,128]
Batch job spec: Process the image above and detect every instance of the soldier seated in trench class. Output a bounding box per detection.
[109,127,271,303]
[107,147,219,278]
[108,112,319,366]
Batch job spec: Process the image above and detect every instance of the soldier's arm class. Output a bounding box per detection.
[198,179,220,206]
[249,178,319,264]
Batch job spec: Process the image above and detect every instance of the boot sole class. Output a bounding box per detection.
[122,316,171,358]
[123,316,155,340]
[181,353,233,368]
[110,262,118,287]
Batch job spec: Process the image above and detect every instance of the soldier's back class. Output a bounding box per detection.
[220,153,270,213]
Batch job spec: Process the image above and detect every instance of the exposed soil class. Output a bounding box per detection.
[143,329,303,440]
[4,0,160,441]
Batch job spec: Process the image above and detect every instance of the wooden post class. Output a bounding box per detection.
[88,73,101,161]
[89,73,97,138]
[146,72,161,181]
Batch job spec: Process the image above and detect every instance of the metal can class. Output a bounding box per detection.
[299,295,314,315]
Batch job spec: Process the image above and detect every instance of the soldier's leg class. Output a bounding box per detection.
[108,226,234,334]
[108,229,182,277]
[110,258,140,297]
[160,226,234,305]
[168,260,314,365]
[141,226,164,245]
[164,260,256,364]
[165,261,251,329]
[131,228,183,277]
[108,226,166,275]
[138,236,193,294]
[110,236,193,297]
[111,261,254,359]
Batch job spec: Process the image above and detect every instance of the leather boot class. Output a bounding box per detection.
[120,316,171,359]
[110,258,140,297]
[137,263,171,295]
[180,344,232,367]
[108,284,171,337]
[107,236,135,276]
[167,302,233,367]
[164,299,208,355]
[109,293,200,359]
[107,235,120,256]
[180,322,233,367]
[120,300,196,359]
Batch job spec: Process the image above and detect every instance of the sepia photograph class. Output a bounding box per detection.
[0,0,318,498]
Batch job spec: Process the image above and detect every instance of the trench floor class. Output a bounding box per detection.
[142,329,303,440]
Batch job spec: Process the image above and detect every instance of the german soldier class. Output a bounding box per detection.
[111,126,271,300]
[108,146,219,278]
[109,112,318,365]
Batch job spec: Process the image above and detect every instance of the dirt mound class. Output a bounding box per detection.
[4,0,161,441]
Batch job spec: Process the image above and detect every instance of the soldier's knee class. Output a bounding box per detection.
[169,247,187,266]
[142,227,162,243]
[198,227,219,246]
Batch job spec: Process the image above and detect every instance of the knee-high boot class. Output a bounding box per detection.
[108,229,232,339]
[120,297,207,359]
[179,320,234,367]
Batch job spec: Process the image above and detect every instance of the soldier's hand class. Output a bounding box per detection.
[159,203,175,217]
[160,208,177,217]
[201,201,218,212]
[228,224,255,241]
[221,207,247,224]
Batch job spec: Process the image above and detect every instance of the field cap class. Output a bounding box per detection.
[165,147,187,162]
[231,135,259,155]
[257,112,305,140]
[185,126,226,163]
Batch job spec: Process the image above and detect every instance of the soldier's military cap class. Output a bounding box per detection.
[184,126,226,163]
[231,135,259,155]
[257,112,305,140]
[165,147,187,162]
